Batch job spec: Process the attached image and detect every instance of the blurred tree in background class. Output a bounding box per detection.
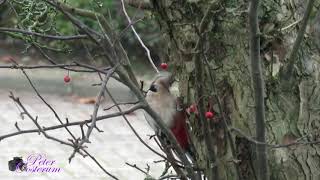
[0,0,162,74]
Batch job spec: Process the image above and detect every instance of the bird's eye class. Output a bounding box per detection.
[149,84,157,92]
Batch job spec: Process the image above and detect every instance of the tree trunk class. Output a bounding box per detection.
[151,0,320,179]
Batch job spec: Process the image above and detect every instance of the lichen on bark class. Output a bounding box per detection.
[151,0,320,179]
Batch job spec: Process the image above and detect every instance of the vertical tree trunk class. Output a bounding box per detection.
[248,0,269,179]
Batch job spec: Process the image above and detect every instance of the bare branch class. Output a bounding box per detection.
[103,87,168,160]
[0,63,79,69]
[230,127,320,148]
[14,61,78,141]
[158,174,180,180]
[44,0,139,87]
[203,54,240,179]
[120,0,159,74]
[125,162,148,175]
[104,101,139,111]
[9,92,75,147]
[43,0,102,44]
[0,27,88,40]
[14,122,21,131]
[85,66,117,142]
[157,136,187,180]
[282,0,316,81]
[249,0,269,179]
[69,65,117,161]
[8,59,120,179]
[194,55,218,180]
[0,104,143,140]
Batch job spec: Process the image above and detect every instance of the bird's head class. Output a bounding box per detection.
[148,73,175,95]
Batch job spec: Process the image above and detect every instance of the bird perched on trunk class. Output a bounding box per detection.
[144,73,190,151]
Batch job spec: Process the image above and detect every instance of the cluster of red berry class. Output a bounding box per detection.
[160,63,215,120]
[187,104,215,120]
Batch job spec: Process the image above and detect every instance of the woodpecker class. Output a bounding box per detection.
[144,73,190,150]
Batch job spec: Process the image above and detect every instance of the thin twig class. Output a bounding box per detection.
[104,101,139,111]
[14,59,77,141]
[282,0,316,81]
[125,162,148,175]
[120,0,159,74]
[203,54,240,180]
[0,27,88,40]
[114,18,143,45]
[157,136,187,180]
[230,127,320,148]
[0,63,110,73]
[43,0,102,44]
[9,92,75,148]
[11,60,118,179]
[280,18,302,31]
[85,66,117,141]
[69,65,117,162]
[0,104,143,141]
[103,87,169,161]
[158,174,180,180]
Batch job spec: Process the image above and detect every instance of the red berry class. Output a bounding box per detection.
[160,63,168,70]
[205,111,214,119]
[189,104,197,113]
[64,75,71,83]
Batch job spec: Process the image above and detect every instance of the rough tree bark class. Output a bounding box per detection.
[149,0,320,179]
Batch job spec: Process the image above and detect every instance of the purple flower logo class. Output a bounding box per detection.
[9,154,62,173]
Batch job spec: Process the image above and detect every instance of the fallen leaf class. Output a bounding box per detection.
[78,97,97,104]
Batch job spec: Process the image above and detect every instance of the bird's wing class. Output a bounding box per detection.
[143,111,158,132]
